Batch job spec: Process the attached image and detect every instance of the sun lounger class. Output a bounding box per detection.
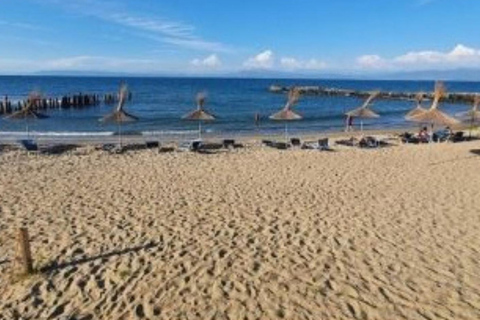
[359,136,379,148]
[262,140,289,150]
[301,138,331,151]
[190,140,203,152]
[223,139,235,149]
[178,140,202,152]
[335,138,357,147]
[262,140,274,147]
[100,143,124,154]
[399,132,426,144]
[19,139,40,155]
[177,140,222,153]
[433,130,452,142]
[318,138,331,150]
[290,138,301,147]
[145,141,160,149]
[450,131,465,142]
[43,144,79,155]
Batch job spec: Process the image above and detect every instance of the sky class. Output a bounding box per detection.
[0,0,479,75]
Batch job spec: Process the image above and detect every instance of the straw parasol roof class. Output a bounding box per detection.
[269,88,303,121]
[405,92,427,120]
[6,91,48,119]
[345,91,380,119]
[410,82,459,126]
[101,84,138,123]
[457,94,480,123]
[182,92,216,121]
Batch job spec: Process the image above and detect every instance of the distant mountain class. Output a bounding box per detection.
[29,68,480,82]
[373,69,480,82]
[33,70,147,77]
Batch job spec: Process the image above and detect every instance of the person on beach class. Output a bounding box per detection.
[345,115,354,132]
[418,126,430,143]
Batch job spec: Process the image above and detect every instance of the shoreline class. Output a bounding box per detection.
[1,126,478,147]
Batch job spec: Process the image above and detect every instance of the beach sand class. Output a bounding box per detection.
[1,140,480,319]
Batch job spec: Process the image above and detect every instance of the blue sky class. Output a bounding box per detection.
[0,0,479,74]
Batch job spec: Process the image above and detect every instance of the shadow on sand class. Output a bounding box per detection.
[40,242,157,273]
[470,149,480,156]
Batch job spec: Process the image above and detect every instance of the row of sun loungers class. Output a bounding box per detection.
[399,131,467,144]
[263,136,391,150]
[3,131,473,156]
[262,138,332,150]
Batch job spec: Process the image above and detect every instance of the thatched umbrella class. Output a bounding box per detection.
[405,92,427,120]
[5,91,48,137]
[182,92,216,139]
[457,94,480,138]
[269,88,303,140]
[100,83,138,147]
[345,91,380,132]
[410,82,459,131]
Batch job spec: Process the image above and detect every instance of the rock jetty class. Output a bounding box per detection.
[269,85,478,104]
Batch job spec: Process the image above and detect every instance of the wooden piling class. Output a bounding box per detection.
[16,228,33,275]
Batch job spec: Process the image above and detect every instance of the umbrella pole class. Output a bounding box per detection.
[198,121,202,140]
[285,123,288,142]
[118,122,122,148]
[431,123,435,143]
[469,114,474,140]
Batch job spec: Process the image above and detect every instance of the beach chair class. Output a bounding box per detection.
[359,136,379,148]
[223,139,235,149]
[335,137,357,147]
[100,143,124,154]
[262,140,289,150]
[178,140,208,152]
[273,142,289,150]
[301,138,331,151]
[145,140,161,153]
[19,139,40,155]
[399,132,420,144]
[190,140,203,152]
[145,141,160,149]
[432,130,452,143]
[290,138,301,147]
[450,131,465,143]
[318,138,331,151]
[262,139,274,147]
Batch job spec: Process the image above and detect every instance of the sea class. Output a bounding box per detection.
[0,76,478,139]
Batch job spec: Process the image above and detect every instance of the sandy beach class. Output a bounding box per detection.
[1,138,480,320]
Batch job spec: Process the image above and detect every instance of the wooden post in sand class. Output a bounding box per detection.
[16,228,33,275]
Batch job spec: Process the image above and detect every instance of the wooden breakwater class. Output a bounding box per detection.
[0,91,131,116]
[269,85,478,104]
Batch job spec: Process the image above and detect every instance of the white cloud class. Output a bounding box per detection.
[42,0,231,52]
[356,55,387,69]
[280,57,302,70]
[243,50,274,69]
[191,54,222,68]
[357,44,480,70]
[243,51,326,71]
[280,57,326,70]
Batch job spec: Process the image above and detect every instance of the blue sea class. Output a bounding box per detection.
[0,76,478,137]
